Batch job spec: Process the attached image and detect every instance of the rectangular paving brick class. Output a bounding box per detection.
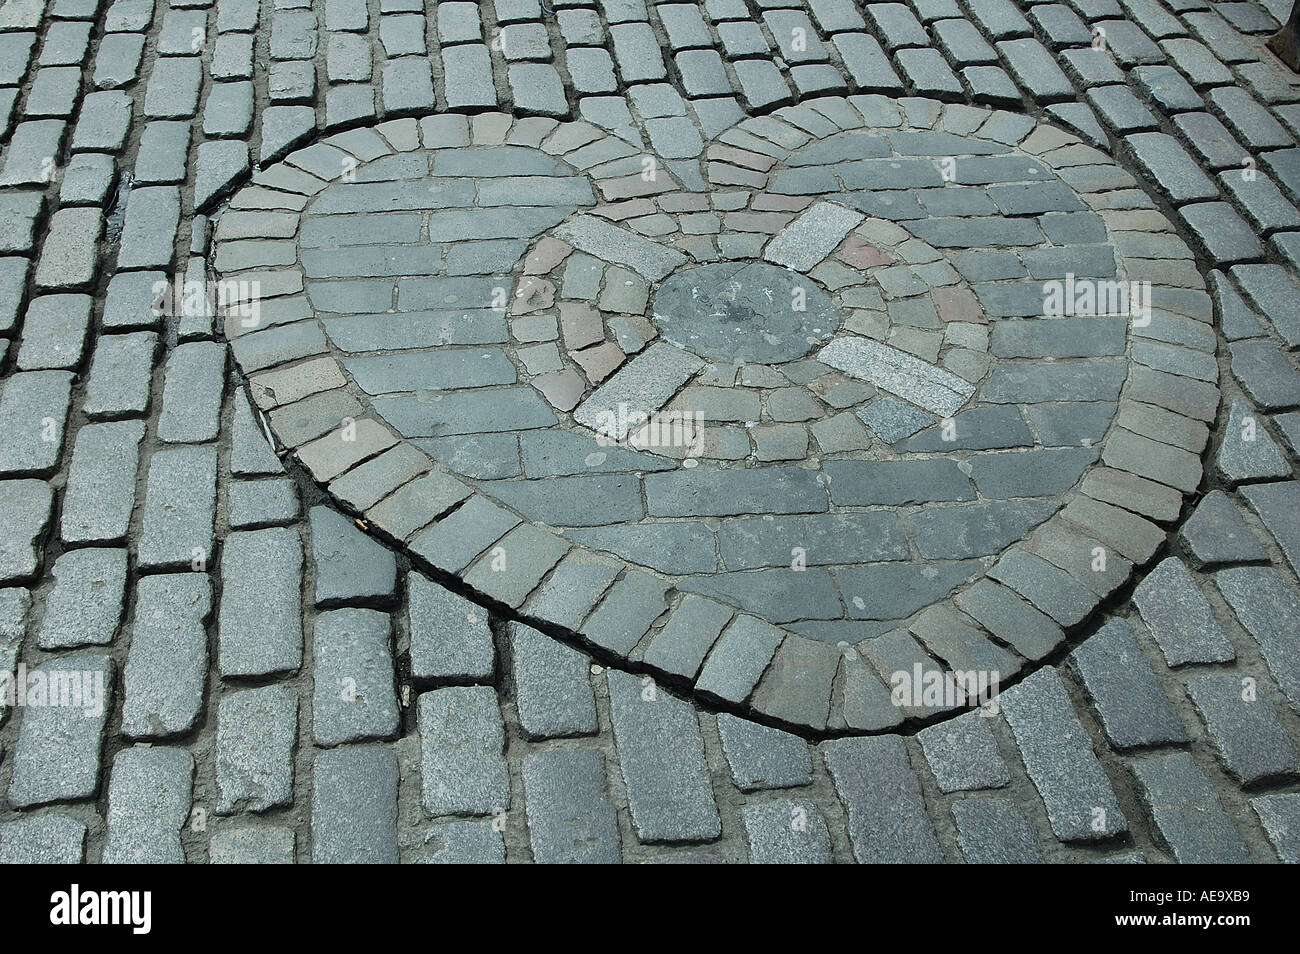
[1130,752,1250,863]
[462,524,571,607]
[1215,567,1300,709]
[410,495,521,573]
[36,548,126,649]
[102,747,193,864]
[998,667,1127,842]
[1132,557,1235,667]
[82,331,158,418]
[0,370,73,475]
[718,712,813,791]
[522,548,621,629]
[742,799,833,863]
[0,479,52,584]
[408,572,495,682]
[312,608,399,746]
[642,594,734,680]
[581,569,669,654]
[208,826,296,865]
[572,343,703,441]
[0,814,86,864]
[418,685,509,816]
[1069,618,1187,750]
[606,668,720,843]
[117,186,181,269]
[821,735,944,862]
[647,465,829,516]
[137,446,218,571]
[1240,481,1300,579]
[311,745,400,863]
[1186,673,1298,786]
[122,573,211,739]
[157,342,227,444]
[819,336,975,416]
[218,527,303,676]
[917,710,1011,793]
[750,635,840,730]
[509,621,597,739]
[952,797,1043,863]
[6,653,112,807]
[522,748,621,863]
[215,684,298,814]
[764,200,864,270]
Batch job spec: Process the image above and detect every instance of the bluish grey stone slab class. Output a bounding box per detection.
[606,668,720,843]
[309,506,397,606]
[312,608,399,746]
[418,685,509,817]
[509,621,597,739]
[408,573,495,682]
[218,527,303,676]
[1132,558,1235,667]
[821,735,944,863]
[122,574,211,739]
[7,654,113,807]
[215,684,298,814]
[1130,752,1250,863]
[0,814,86,864]
[998,667,1127,842]
[951,798,1043,863]
[917,710,1011,793]
[103,746,193,864]
[311,745,400,863]
[741,800,833,864]
[1070,618,1187,750]
[521,748,621,863]
[717,713,813,791]
[1186,673,1298,785]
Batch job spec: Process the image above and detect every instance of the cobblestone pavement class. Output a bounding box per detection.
[1,0,1299,863]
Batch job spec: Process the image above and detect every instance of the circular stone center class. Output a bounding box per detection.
[650,262,840,364]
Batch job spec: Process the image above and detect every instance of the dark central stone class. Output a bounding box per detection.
[650,262,840,364]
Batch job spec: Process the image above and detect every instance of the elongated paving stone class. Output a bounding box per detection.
[218,527,303,677]
[6,654,113,808]
[102,747,193,864]
[509,621,597,739]
[818,336,975,416]
[998,667,1127,842]
[521,748,621,864]
[1130,752,1250,864]
[122,574,211,738]
[821,735,944,863]
[311,745,400,863]
[741,800,833,864]
[418,685,509,817]
[606,669,720,844]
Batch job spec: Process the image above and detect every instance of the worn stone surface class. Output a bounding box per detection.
[4,0,1297,866]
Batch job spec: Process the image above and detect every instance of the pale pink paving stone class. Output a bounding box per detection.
[533,369,586,411]
[511,276,555,314]
[592,198,657,221]
[932,286,986,323]
[706,144,778,171]
[559,301,605,351]
[572,341,625,384]
[752,194,814,213]
[838,238,894,270]
[523,237,572,275]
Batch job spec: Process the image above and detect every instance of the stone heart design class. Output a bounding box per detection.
[213,97,1215,733]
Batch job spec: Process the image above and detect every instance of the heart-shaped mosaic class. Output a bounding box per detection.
[212,97,1217,733]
